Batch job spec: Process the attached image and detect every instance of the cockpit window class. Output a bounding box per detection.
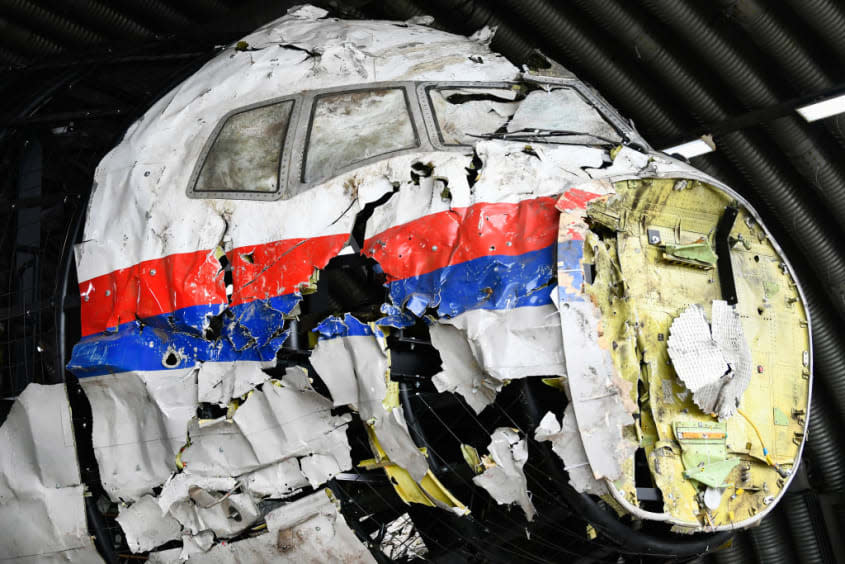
[195,100,294,194]
[507,88,622,142]
[428,86,523,145]
[303,88,417,184]
[428,84,622,146]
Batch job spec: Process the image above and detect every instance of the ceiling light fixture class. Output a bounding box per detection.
[796,93,845,122]
[661,135,715,159]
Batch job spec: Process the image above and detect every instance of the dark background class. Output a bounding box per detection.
[0,1,843,562]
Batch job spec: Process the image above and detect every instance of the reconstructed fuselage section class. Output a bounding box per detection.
[0,5,811,562]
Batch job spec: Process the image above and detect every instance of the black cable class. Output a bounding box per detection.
[781,0,845,64]
[713,531,753,564]
[403,393,590,558]
[1,0,106,48]
[747,511,797,564]
[805,394,845,494]
[518,379,734,558]
[781,491,829,564]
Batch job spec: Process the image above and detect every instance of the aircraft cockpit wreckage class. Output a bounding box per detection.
[0,6,812,562]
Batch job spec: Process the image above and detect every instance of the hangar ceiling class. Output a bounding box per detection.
[0,1,843,562]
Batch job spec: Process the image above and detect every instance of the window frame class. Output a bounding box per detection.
[288,81,432,194]
[416,80,637,152]
[187,95,301,201]
[187,79,642,202]
[421,82,526,148]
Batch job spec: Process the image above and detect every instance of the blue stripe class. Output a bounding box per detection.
[68,295,299,378]
[375,303,417,329]
[133,302,224,337]
[69,243,570,377]
[314,313,375,340]
[388,245,556,318]
[556,239,586,303]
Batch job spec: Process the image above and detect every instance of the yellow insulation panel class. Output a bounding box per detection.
[585,178,810,529]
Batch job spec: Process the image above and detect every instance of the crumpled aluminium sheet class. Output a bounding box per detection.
[157,473,237,515]
[472,428,536,521]
[72,125,703,542]
[148,490,376,563]
[71,138,590,528]
[81,368,198,502]
[58,3,754,553]
[105,366,352,555]
[178,530,215,561]
[361,143,603,319]
[169,492,261,538]
[242,457,309,498]
[554,181,637,483]
[558,296,636,482]
[310,314,429,482]
[429,322,500,414]
[182,373,352,481]
[442,306,565,382]
[196,361,270,406]
[116,495,182,553]
[668,301,752,419]
[0,384,103,564]
[430,305,565,414]
[535,407,608,496]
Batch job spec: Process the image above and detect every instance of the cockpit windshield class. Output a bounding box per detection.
[189,80,628,201]
[304,88,418,184]
[427,84,622,147]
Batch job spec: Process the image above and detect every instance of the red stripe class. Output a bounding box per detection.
[362,197,560,282]
[555,188,603,212]
[556,189,605,241]
[79,250,226,337]
[228,233,349,305]
[79,232,349,337]
[79,197,565,337]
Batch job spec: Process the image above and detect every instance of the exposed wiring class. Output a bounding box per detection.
[736,408,789,478]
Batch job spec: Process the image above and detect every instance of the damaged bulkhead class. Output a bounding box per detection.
[1,5,812,563]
